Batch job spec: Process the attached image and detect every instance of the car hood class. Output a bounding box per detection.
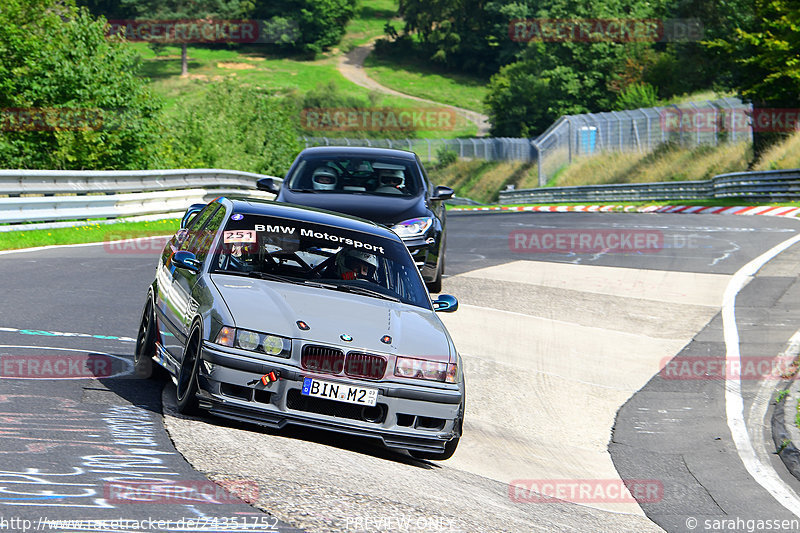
[210,275,452,361]
[278,191,427,225]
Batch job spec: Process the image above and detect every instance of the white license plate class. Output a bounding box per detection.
[301,377,378,406]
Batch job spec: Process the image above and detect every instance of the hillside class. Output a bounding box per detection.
[430,131,800,204]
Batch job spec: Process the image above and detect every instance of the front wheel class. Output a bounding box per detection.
[133,297,156,379]
[426,256,444,294]
[176,325,202,414]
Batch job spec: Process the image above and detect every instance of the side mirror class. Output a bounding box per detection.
[181,203,207,229]
[256,177,281,195]
[433,294,458,312]
[173,251,201,272]
[431,185,454,201]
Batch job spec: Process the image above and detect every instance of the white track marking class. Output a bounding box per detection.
[724,233,800,515]
[747,330,800,489]
[0,235,171,256]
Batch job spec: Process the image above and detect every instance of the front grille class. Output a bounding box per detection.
[302,345,344,375]
[286,389,387,423]
[345,352,387,380]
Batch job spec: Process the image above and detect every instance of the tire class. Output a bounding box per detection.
[426,257,444,294]
[133,297,156,379]
[176,325,202,414]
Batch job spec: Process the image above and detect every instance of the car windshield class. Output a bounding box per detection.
[285,155,421,196]
[210,214,431,309]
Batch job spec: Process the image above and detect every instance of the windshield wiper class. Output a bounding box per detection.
[301,279,400,302]
[247,271,302,284]
[335,285,401,302]
[302,280,339,290]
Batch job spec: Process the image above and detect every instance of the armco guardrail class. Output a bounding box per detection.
[499,168,800,204]
[0,169,280,226]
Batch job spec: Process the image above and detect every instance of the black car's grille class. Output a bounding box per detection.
[344,352,387,380]
[286,389,387,423]
[301,345,344,374]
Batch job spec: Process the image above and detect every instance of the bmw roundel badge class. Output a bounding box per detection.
[340,333,353,342]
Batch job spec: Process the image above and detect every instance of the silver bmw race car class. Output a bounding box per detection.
[134,196,464,460]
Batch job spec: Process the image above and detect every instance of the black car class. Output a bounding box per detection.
[257,146,453,292]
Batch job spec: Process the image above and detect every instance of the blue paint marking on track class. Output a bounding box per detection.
[0,327,135,342]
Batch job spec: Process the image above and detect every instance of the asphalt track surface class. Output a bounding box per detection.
[0,211,799,532]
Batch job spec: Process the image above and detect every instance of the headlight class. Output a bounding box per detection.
[214,327,291,358]
[394,357,458,383]
[391,217,433,239]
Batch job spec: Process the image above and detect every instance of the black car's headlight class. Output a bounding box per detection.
[215,326,291,358]
[391,217,433,239]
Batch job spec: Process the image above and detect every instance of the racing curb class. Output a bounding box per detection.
[451,204,800,217]
[773,378,800,481]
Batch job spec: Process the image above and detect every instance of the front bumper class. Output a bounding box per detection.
[403,236,440,282]
[196,343,463,454]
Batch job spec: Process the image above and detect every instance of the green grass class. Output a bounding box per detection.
[0,219,179,251]
[341,0,400,50]
[776,389,790,403]
[430,160,538,203]
[549,142,752,187]
[134,42,476,138]
[136,43,363,110]
[364,53,489,113]
[663,90,737,106]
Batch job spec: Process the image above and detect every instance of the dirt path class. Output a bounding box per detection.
[337,42,491,136]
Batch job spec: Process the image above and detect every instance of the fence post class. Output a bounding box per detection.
[567,117,573,164]
[532,140,544,187]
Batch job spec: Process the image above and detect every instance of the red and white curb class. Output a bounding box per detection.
[452,205,800,218]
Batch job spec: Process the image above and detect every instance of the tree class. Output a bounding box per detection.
[396,0,535,76]
[0,0,163,169]
[251,0,357,55]
[706,0,800,159]
[163,82,301,175]
[483,0,667,136]
[119,0,247,76]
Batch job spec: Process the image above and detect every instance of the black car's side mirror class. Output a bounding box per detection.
[431,185,454,201]
[433,294,458,312]
[173,251,201,272]
[256,178,281,195]
[181,203,207,229]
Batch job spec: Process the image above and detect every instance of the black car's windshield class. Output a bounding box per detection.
[285,155,421,197]
[211,214,430,309]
